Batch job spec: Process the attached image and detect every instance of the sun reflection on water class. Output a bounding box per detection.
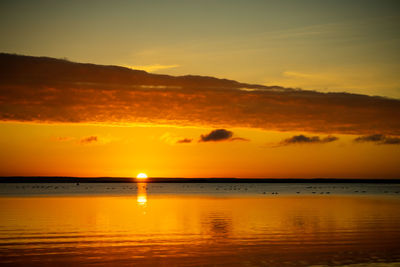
[136,182,147,207]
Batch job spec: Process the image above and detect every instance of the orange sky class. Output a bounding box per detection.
[0,121,399,178]
[0,1,399,178]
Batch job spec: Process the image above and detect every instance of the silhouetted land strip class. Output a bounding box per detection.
[0,177,399,184]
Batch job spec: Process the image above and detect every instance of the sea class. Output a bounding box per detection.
[1,182,400,266]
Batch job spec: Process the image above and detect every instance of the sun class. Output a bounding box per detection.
[136,173,148,179]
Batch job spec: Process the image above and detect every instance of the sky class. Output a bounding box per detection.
[0,0,399,178]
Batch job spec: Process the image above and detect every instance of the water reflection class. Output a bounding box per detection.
[202,212,232,238]
[1,188,400,266]
[136,182,147,207]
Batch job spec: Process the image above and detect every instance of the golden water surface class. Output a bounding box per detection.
[1,183,400,266]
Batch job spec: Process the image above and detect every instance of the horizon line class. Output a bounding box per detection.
[1,176,399,183]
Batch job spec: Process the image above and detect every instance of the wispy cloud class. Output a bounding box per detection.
[269,66,400,98]
[279,135,338,146]
[54,136,73,142]
[126,64,179,72]
[79,136,98,144]
[176,138,192,144]
[231,137,250,142]
[54,135,111,145]
[160,132,193,145]
[354,134,400,145]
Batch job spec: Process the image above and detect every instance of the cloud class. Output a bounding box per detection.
[199,129,248,142]
[200,129,233,142]
[231,137,250,142]
[321,136,339,143]
[176,138,192,144]
[54,135,111,145]
[126,64,179,72]
[1,53,400,136]
[354,134,383,143]
[270,66,400,98]
[383,137,400,145]
[354,134,400,145]
[79,136,98,144]
[160,132,193,145]
[280,134,338,145]
[54,136,73,142]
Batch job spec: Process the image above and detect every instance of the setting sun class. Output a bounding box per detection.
[136,173,148,179]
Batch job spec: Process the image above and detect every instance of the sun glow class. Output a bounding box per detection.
[136,173,148,179]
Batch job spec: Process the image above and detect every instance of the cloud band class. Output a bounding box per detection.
[1,53,400,136]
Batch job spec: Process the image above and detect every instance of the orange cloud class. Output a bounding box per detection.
[79,136,98,144]
[54,136,73,142]
[1,53,400,136]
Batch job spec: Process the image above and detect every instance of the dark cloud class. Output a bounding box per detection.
[354,134,384,143]
[176,138,192,144]
[1,53,400,136]
[354,134,400,145]
[80,136,98,144]
[200,129,233,142]
[199,129,248,142]
[384,137,400,145]
[280,134,338,145]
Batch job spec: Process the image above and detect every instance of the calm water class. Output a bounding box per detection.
[1,183,400,266]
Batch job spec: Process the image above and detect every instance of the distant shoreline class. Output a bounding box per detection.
[0,177,399,184]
